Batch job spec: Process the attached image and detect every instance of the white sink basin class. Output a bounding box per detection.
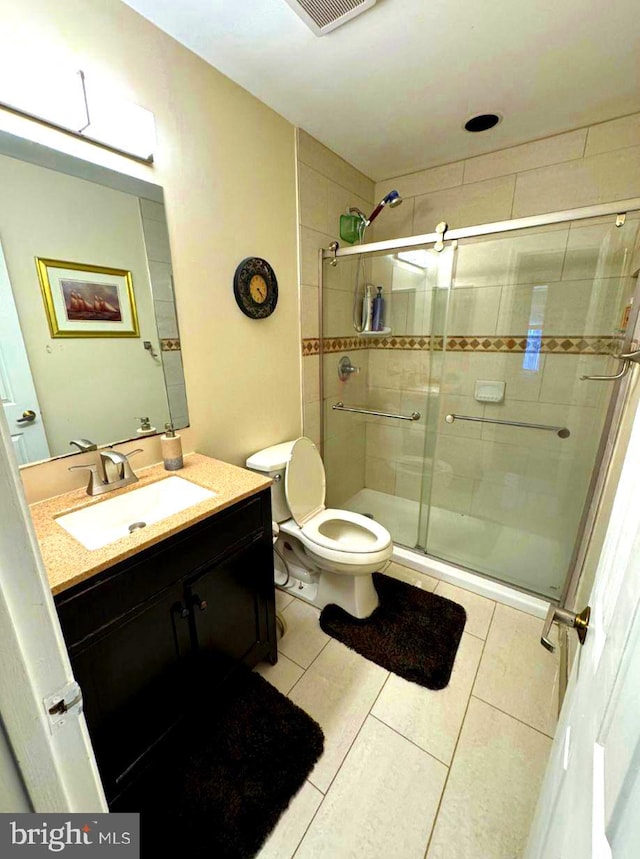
[56,476,217,550]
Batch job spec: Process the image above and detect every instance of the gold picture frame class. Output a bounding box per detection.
[36,258,139,338]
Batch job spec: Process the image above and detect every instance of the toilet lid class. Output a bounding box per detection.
[285,437,326,526]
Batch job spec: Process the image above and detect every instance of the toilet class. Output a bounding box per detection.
[246,437,392,618]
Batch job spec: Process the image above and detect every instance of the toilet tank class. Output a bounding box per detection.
[246,441,296,523]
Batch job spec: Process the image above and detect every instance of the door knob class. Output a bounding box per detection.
[16,409,36,424]
[541,604,591,653]
[191,594,208,612]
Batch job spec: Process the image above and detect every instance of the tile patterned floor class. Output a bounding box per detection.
[255,564,558,859]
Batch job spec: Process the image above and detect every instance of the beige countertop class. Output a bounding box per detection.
[30,453,271,596]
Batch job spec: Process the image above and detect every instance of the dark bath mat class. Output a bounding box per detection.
[320,572,466,690]
[111,668,324,858]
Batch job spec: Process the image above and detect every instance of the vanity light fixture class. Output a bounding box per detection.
[0,61,156,164]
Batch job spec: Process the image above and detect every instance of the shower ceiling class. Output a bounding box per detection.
[123,0,640,181]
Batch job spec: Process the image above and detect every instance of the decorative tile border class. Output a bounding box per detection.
[160,338,181,351]
[303,334,618,356]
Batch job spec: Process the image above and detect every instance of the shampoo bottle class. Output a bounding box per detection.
[372,286,385,331]
[161,422,183,471]
[362,284,374,332]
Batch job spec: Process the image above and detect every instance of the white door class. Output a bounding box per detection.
[0,237,50,464]
[526,380,640,858]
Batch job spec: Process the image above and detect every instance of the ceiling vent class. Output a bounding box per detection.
[283,0,377,36]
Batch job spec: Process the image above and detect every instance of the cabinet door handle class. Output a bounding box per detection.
[172,601,190,619]
[191,594,208,612]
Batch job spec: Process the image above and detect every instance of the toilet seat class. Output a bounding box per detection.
[281,437,392,564]
[301,508,391,554]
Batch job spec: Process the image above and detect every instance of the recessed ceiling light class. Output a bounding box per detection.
[464,113,501,133]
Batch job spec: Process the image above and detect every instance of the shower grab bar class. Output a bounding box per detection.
[332,402,421,421]
[445,413,570,438]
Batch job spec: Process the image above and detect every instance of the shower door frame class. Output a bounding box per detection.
[318,196,640,610]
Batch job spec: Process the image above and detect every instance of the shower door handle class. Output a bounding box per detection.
[580,349,640,381]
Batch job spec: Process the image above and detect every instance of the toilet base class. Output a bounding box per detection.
[274,549,381,619]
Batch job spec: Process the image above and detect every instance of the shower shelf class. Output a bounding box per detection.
[360,327,392,337]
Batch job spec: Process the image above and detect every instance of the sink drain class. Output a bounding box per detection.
[128,521,147,533]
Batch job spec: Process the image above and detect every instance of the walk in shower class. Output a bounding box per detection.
[320,203,640,600]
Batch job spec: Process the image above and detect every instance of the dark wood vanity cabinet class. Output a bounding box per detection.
[53,489,276,802]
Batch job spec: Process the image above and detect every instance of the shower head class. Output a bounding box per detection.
[365,189,403,226]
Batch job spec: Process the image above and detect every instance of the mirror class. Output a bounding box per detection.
[0,130,188,467]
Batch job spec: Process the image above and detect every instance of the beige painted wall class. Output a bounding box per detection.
[0,0,300,502]
[0,153,169,457]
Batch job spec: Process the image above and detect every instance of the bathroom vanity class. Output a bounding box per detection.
[31,454,277,803]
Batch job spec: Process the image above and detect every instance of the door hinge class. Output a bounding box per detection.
[541,605,591,653]
[44,681,83,731]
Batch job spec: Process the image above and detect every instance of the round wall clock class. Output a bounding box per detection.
[233,257,278,319]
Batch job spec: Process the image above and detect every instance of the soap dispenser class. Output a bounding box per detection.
[161,422,183,471]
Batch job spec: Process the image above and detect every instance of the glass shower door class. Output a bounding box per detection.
[322,244,454,550]
[419,215,640,598]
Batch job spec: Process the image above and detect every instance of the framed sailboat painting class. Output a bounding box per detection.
[36,258,139,338]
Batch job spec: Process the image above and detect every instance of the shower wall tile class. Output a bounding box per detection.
[300,226,331,286]
[370,196,415,243]
[366,422,405,461]
[439,394,484,439]
[367,348,390,388]
[470,478,530,532]
[440,352,546,402]
[394,461,423,502]
[303,355,320,403]
[148,260,173,302]
[323,287,354,337]
[378,111,640,245]
[310,116,640,532]
[300,285,320,340]
[166,383,188,429]
[139,198,166,223]
[413,175,516,234]
[298,162,330,233]
[141,216,171,264]
[366,387,402,427]
[161,349,185,387]
[453,229,568,289]
[446,286,501,335]
[431,473,475,515]
[296,132,375,511]
[561,221,637,281]
[325,400,366,442]
[365,455,397,495]
[539,354,611,406]
[497,277,626,336]
[298,129,374,201]
[584,113,640,158]
[386,349,425,390]
[480,399,598,451]
[376,161,464,203]
[326,454,366,507]
[463,129,586,184]
[303,400,321,447]
[512,145,640,218]
[155,299,179,339]
[324,433,366,475]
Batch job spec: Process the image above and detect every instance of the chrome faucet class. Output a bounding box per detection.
[69,438,97,453]
[68,448,143,496]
